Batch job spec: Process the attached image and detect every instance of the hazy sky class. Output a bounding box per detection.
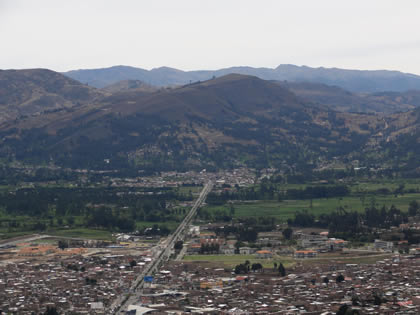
[2,0,420,74]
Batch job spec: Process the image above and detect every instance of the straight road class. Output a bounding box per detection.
[111,181,213,314]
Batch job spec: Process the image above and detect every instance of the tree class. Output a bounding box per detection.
[33,221,47,231]
[251,263,263,272]
[408,200,419,217]
[229,203,235,216]
[323,276,329,285]
[58,240,68,251]
[44,306,59,315]
[66,216,75,226]
[234,263,248,274]
[278,263,286,277]
[85,277,97,285]
[336,304,349,315]
[282,228,293,240]
[174,240,183,251]
[129,260,137,267]
[336,274,345,283]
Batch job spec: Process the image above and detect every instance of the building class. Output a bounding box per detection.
[220,244,235,255]
[409,248,420,255]
[300,234,328,248]
[374,239,393,252]
[255,250,273,259]
[294,250,318,259]
[327,239,348,251]
[189,226,200,236]
[187,244,202,254]
[239,247,254,255]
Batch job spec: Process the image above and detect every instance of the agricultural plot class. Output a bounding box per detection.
[203,193,420,221]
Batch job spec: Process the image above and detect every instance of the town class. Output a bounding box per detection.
[0,170,419,314]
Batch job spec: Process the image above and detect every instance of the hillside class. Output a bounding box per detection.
[64,64,420,93]
[0,69,105,124]
[278,81,420,114]
[102,79,158,94]
[0,73,386,170]
[0,71,419,175]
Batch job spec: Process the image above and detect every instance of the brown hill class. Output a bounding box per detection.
[0,70,419,173]
[278,81,420,114]
[0,73,389,171]
[0,68,105,124]
[102,79,158,94]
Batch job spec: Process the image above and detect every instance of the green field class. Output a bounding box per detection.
[184,253,393,268]
[135,220,181,231]
[349,180,420,193]
[204,193,420,221]
[176,186,203,194]
[47,228,113,240]
[183,254,294,268]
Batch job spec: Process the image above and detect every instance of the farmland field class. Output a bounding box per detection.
[183,254,294,268]
[203,193,420,221]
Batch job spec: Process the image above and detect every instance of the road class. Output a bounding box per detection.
[111,181,213,314]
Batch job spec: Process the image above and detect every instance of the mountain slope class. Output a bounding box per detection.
[278,81,420,114]
[63,64,420,93]
[102,79,158,94]
[0,74,387,171]
[0,69,105,124]
[1,70,419,175]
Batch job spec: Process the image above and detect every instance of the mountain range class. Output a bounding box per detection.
[0,69,419,175]
[64,64,420,93]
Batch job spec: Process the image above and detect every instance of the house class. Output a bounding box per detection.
[239,247,254,255]
[199,232,216,239]
[294,250,318,259]
[327,239,348,251]
[255,250,273,259]
[220,244,235,255]
[256,232,283,246]
[189,226,200,236]
[409,248,420,255]
[300,234,328,248]
[200,238,224,246]
[187,244,202,254]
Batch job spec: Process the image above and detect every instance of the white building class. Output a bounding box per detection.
[374,239,393,252]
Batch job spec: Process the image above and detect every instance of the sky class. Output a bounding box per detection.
[2,0,420,74]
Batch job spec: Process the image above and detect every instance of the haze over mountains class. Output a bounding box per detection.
[64,64,420,93]
[0,68,419,175]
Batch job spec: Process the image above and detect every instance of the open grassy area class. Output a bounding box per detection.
[47,228,113,240]
[204,193,420,222]
[183,254,294,268]
[135,220,181,232]
[350,179,420,193]
[300,253,393,265]
[176,186,203,195]
[0,230,36,240]
[184,252,392,268]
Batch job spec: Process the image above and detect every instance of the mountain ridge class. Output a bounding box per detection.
[63,64,420,93]
[0,69,419,174]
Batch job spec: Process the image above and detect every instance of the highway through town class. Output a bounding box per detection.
[112,181,213,314]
